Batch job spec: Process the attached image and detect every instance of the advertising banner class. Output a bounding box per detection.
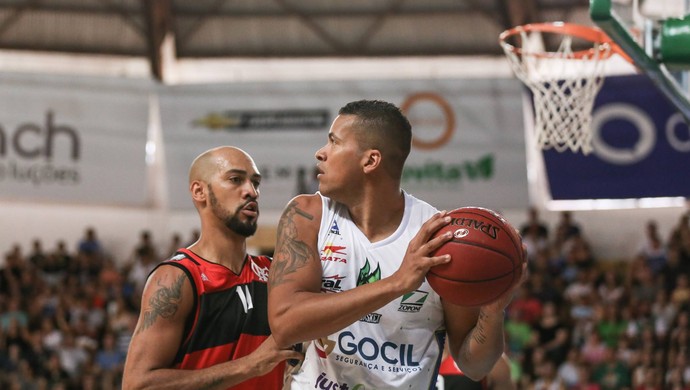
[0,73,151,206]
[159,78,528,213]
[543,74,690,200]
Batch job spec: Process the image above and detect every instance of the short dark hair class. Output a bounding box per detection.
[338,100,411,178]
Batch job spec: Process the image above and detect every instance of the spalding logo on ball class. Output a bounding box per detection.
[453,229,469,238]
[427,206,524,307]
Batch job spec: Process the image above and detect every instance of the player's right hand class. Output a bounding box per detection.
[250,336,304,376]
[391,211,452,293]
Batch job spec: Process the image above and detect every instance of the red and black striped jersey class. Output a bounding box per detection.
[156,248,284,390]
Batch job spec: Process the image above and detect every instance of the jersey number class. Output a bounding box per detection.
[236,285,254,313]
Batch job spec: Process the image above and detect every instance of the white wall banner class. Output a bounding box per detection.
[160,78,527,213]
[0,73,151,206]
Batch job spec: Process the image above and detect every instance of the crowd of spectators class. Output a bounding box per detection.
[0,209,689,389]
[511,208,690,389]
[0,227,194,389]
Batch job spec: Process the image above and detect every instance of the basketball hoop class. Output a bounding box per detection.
[499,22,628,154]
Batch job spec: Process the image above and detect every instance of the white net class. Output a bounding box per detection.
[501,28,611,154]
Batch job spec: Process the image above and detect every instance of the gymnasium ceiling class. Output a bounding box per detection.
[0,0,607,81]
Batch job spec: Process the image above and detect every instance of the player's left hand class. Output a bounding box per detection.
[481,243,528,314]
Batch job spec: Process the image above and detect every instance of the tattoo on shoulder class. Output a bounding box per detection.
[135,273,186,335]
[269,200,317,287]
[294,206,313,221]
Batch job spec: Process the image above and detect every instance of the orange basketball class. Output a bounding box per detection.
[427,207,523,307]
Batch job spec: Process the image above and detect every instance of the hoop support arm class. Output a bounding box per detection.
[590,0,690,122]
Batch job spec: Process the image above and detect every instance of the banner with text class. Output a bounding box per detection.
[543,74,690,200]
[159,79,528,213]
[0,73,151,206]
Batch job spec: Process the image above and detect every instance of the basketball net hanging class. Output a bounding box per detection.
[500,22,622,154]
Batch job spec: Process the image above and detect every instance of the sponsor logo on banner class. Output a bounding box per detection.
[192,109,330,130]
[402,154,494,186]
[401,92,456,151]
[543,74,690,199]
[162,79,528,211]
[0,111,81,186]
[399,92,495,188]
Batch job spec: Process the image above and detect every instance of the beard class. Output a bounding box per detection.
[208,185,258,237]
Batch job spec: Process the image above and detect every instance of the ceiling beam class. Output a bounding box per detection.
[176,0,229,48]
[352,0,408,51]
[0,42,144,56]
[272,0,350,53]
[174,5,469,18]
[0,0,43,40]
[178,45,505,58]
[143,0,174,82]
[97,0,146,37]
[496,0,540,33]
[0,1,139,14]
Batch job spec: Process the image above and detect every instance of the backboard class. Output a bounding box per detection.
[590,0,690,122]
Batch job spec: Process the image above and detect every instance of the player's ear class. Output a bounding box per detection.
[190,180,207,203]
[362,149,381,173]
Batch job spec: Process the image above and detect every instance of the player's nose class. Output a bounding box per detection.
[315,146,326,161]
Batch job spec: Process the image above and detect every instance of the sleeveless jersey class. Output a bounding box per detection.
[156,248,285,390]
[289,192,446,389]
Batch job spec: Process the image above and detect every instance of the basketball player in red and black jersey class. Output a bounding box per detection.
[123,146,302,390]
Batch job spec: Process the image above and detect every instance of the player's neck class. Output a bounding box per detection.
[348,187,405,243]
[188,229,248,273]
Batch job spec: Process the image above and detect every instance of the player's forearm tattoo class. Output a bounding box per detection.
[459,311,491,362]
[198,378,223,390]
[472,311,489,345]
[269,200,317,287]
[136,274,185,334]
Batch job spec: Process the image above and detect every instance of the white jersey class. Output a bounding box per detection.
[289,192,446,390]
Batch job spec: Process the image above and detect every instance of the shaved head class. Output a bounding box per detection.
[189,146,255,185]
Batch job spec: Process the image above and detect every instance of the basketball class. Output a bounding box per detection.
[427,207,524,307]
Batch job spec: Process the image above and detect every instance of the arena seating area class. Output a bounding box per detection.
[1,208,689,389]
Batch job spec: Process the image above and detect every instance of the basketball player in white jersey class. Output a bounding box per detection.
[268,100,526,389]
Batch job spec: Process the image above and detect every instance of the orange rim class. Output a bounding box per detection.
[499,22,631,63]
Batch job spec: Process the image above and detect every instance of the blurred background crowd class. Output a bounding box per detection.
[1,208,689,389]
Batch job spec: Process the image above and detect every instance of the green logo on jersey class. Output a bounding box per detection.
[402,290,428,305]
[356,259,381,286]
[398,290,429,313]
